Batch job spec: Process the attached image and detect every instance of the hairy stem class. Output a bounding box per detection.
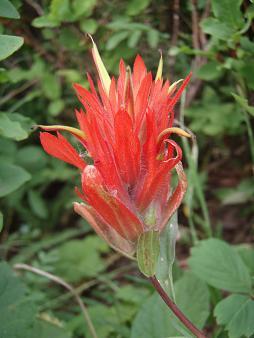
[149,276,207,338]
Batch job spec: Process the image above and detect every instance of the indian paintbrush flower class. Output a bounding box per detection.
[39,37,191,258]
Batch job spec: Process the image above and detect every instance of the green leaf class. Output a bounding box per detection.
[48,99,64,116]
[32,15,59,28]
[106,31,129,50]
[28,190,48,219]
[232,92,254,117]
[51,236,109,282]
[80,19,98,34]
[0,112,30,141]
[201,18,234,40]
[196,61,222,80]
[137,230,160,277]
[214,294,254,338]
[131,272,210,338]
[0,211,3,232]
[0,0,19,19]
[0,262,71,338]
[189,238,252,293]
[127,30,142,48]
[236,245,254,276]
[211,0,243,29]
[0,162,31,197]
[126,0,151,16]
[146,29,159,48]
[0,35,24,61]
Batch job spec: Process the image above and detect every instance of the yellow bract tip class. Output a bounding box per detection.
[155,52,163,81]
[88,34,111,96]
[168,79,183,95]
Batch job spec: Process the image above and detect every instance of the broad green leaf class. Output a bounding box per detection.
[211,0,243,29]
[0,35,24,61]
[72,0,96,18]
[16,146,48,172]
[0,162,31,197]
[0,262,71,338]
[0,211,3,232]
[0,112,29,141]
[50,236,109,282]
[0,0,19,19]
[214,294,254,338]
[131,272,210,338]
[127,30,142,48]
[201,18,234,41]
[189,238,252,293]
[236,245,254,276]
[32,15,59,28]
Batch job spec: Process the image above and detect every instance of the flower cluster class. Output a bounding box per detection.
[40,38,190,256]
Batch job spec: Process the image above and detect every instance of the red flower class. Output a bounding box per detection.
[39,38,190,256]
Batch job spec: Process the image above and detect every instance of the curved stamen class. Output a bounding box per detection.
[38,125,86,139]
[157,127,191,145]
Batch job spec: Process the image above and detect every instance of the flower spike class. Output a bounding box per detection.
[39,47,191,256]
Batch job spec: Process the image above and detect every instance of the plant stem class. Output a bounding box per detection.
[149,276,207,338]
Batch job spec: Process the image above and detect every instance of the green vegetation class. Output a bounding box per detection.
[0,0,253,337]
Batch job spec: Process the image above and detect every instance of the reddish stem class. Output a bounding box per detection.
[149,276,207,338]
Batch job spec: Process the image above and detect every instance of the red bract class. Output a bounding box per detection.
[39,38,190,256]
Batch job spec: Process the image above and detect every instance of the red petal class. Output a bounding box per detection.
[82,165,144,241]
[74,202,135,256]
[114,109,141,186]
[40,132,86,170]
[159,162,187,230]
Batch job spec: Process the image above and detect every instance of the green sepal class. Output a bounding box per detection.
[137,230,160,277]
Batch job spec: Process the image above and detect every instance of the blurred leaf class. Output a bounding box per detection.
[28,190,48,219]
[80,19,98,34]
[214,294,254,338]
[51,236,109,282]
[72,0,97,18]
[232,93,254,117]
[0,35,24,61]
[131,272,210,338]
[189,238,252,293]
[106,31,129,50]
[50,0,71,22]
[16,146,48,172]
[126,0,151,16]
[116,285,150,305]
[196,61,222,80]
[146,29,159,48]
[0,162,31,197]
[215,178,254,205]
[32,15,59,28]
[48,99,64,116]
[127,30,142,48]
[201,18,234,40]
[42,74,61,100]
[0,211,3,232]
[211,0,243,29]
[0,0,19,19]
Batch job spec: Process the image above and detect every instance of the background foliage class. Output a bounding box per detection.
[0,0,253,337]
